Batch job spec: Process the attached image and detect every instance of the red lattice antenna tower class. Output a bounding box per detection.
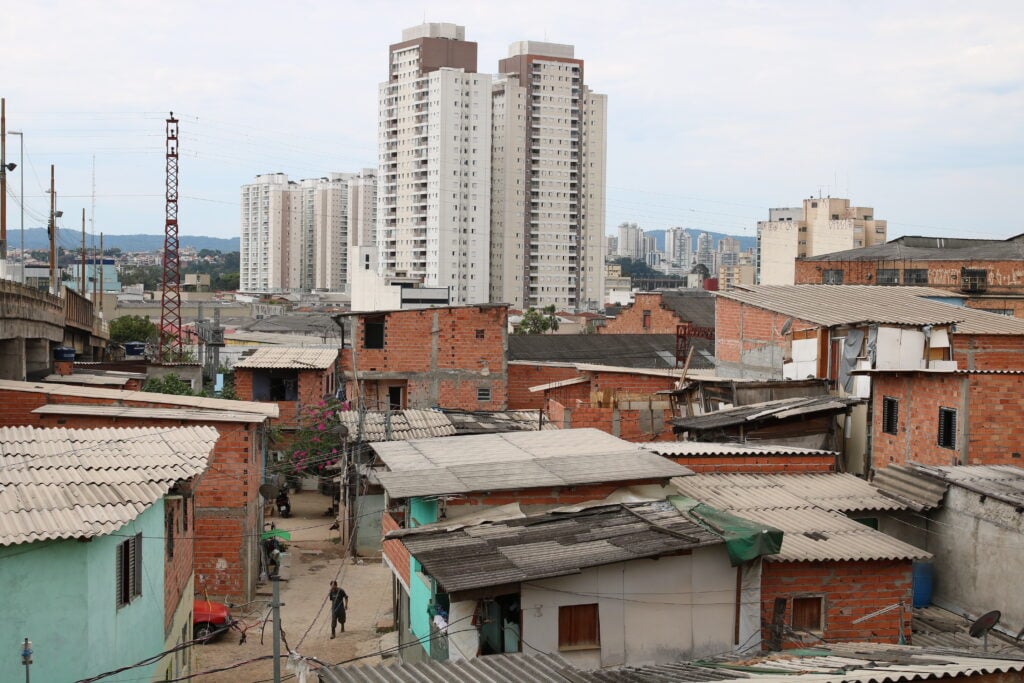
[158,112,182,362]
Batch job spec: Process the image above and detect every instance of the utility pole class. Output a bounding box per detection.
[272,577,282,683]
[1,97,8,260]
[9,130,23,275]
[48,166,56,295]
[80,209,86,294]
[99,232,104,297]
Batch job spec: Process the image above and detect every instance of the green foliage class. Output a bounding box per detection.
[280,400,346,477]
[143,373,198,396]
[611,257,684,281]
[690,263,710,279]
[109,314,158,343]
[515,305,560,334]
[119,251,241,291]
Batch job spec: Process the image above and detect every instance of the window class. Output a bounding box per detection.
[938,407,957,449]
[876,269,900,285]
[166,506,175,559]
[364,317,385,349]
[475,329,485,340]
[642,310,652,330]
[559,604,600,650]
[903,269,928,285]
[477,387,491,402]
[882,397,899,435]
[822,269,844,285]
[116,533,143,608]
[792,596,823,632]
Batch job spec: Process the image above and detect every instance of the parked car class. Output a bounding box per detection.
[194,599,234,642]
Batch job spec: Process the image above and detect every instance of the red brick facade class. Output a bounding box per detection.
[666,454,835,474]
[342,305,508,411]
[794,258,1024,295]
[0,386,268,602]
[716,298,814,376]
[953,334,1024,370]
[762,559,912,647]
[871,371,1024,469]
[164,494,195,635]
[599,293,688,334]
[507,363,580,410]
[234,365,335,429]
[382,511,410,588]
[546,398,676,442]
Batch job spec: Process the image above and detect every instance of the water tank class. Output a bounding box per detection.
[53,347,76,362]
[912,560,934,608]
[124,341,146,357]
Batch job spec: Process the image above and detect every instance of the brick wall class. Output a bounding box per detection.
[164,495,195,636]
[447,480,669,507]
[667,454,835,473]
[761,559,912,647]
[382,511,410,589]
[794,258,1024,297]
[507,363,579,409]
[234,368,254,401]
[873,372,1024,469]
[343,306,508,411]
[953,334,1024,370]
[965,298,1024,318]
[548,399,676,442]
[716,298,813,376]
[589,371,677,395]
[598,293,686,334]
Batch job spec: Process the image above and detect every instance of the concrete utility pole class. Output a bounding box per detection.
[9,130,23,274]
[1,97,8,260]
[99,232,104,297]
[48,166,56,295]
[272,577,282,683]
[80,208,86,294]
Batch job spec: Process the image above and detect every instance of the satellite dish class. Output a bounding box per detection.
[259,483,280,500]
[970,610,1001,638]
[331,424,350,437]
[780,318,794,335]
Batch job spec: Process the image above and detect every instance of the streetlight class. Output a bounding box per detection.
[7,131,23,278]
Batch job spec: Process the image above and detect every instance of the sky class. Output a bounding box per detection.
[2,1,1023,246]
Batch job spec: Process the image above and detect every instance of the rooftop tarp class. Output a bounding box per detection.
[670,495,782,566]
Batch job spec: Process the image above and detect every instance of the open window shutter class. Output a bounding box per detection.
[116,541,124,606]
[134,533,143,598]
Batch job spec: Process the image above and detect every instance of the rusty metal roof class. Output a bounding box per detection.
[374,429,691,499]
[673,473,929,562]
[718,285,1024,335]
[0,379,278,417]
[234,347,338,369]
[0,425,217,546]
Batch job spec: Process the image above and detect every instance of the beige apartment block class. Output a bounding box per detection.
[756,197,887,285]
[377,23,493,305]
[719,263,755,290]
[240,173,293,293]
[490,41,607,311]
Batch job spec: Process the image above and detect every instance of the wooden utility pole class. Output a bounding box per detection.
[48,165,56,295]
[80,209,86,294]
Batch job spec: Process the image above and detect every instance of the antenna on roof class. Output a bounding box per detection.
[969,610,1001,652]
[780,318,793,336]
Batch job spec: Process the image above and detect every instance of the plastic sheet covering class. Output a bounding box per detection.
[669,495,783,566]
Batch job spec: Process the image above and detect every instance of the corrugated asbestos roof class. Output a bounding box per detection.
[326,653,588,682]
[871,466,949,511]
[223,331,338,347]
[336,409,456,442]
[392,501,722,593]
[234,347,338,369]
[673,396,861,430]
[660,290,717,329]
[32,404,270,424]
[673,473,929,562]
[918,464,1024,508]
[374,429,691,498]
[644,442,837,458]
[802,235,1024,262]
[0,379,278,417]
[43,373,134,387]
[0,425,217,546]
[718,285,1024,335]
[442,410,558,434]
[507,334,714,369]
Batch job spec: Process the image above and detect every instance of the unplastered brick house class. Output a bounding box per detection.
[338,304,508,411]
[233,347,340,429]
[598,291,716,338]
[0,379,277,602]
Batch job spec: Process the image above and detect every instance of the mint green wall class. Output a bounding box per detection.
[408,498,438,656]
[0,501,167,683]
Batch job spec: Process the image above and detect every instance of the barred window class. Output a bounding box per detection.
[882,397,899,435]
[938,408,957,449]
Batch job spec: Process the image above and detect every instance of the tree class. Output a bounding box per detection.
[142,373,198,395]
[109,315,157,343]
[515,305,560,334]
[280,400,347,478]
[690,263,710,280]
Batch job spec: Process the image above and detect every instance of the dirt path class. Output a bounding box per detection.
[194,491,391,682]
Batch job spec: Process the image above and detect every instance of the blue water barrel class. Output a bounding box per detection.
[53,347,76,362]
[912,560,934,608]
[124,341,146,356]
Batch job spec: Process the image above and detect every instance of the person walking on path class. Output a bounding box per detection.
[329,580,349,638]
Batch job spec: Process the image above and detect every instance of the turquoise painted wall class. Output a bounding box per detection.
[0,502,167,683]
[408,498,438,656]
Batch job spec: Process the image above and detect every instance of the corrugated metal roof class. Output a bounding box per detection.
[223,331,338,347]
[871,466,949,511]
[507,334,707,369]
[234,347,338,369]
[644,442,837,458]
[337,409,456,442]
[0,379,278,417]
[326,653,587,682]
[919,464,1024,507]
[718,285,1024,335]
[0,425,217,546]
[43,373,133,387]
[374,429,691,498]
[673,473,928,562]
[394,501,722,593]
[32,404,269,424]
[442,410,558,434]
[673,396,861,430]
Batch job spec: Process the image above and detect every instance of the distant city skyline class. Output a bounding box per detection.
[3,1,1022,241]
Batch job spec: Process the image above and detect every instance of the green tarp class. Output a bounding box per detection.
[669,495,783,566]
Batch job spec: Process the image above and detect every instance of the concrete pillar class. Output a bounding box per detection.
[0,337,27,380]
[26,339,51,378]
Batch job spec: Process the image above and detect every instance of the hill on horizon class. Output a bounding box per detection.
[15,228,239,253]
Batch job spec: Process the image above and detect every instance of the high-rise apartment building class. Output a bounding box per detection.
[240,173,293,293]
[616,222,643,259]
[378,23,492,304]
[489,41,607,311]
[664,227,692,267]
[695,232,716,274]
[312,173,353,292]
[344,169,377,291]
[756,197,887,285]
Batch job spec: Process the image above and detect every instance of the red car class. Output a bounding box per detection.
[193,599,234,642]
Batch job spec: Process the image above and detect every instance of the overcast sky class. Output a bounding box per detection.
[3,1,1023,245]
